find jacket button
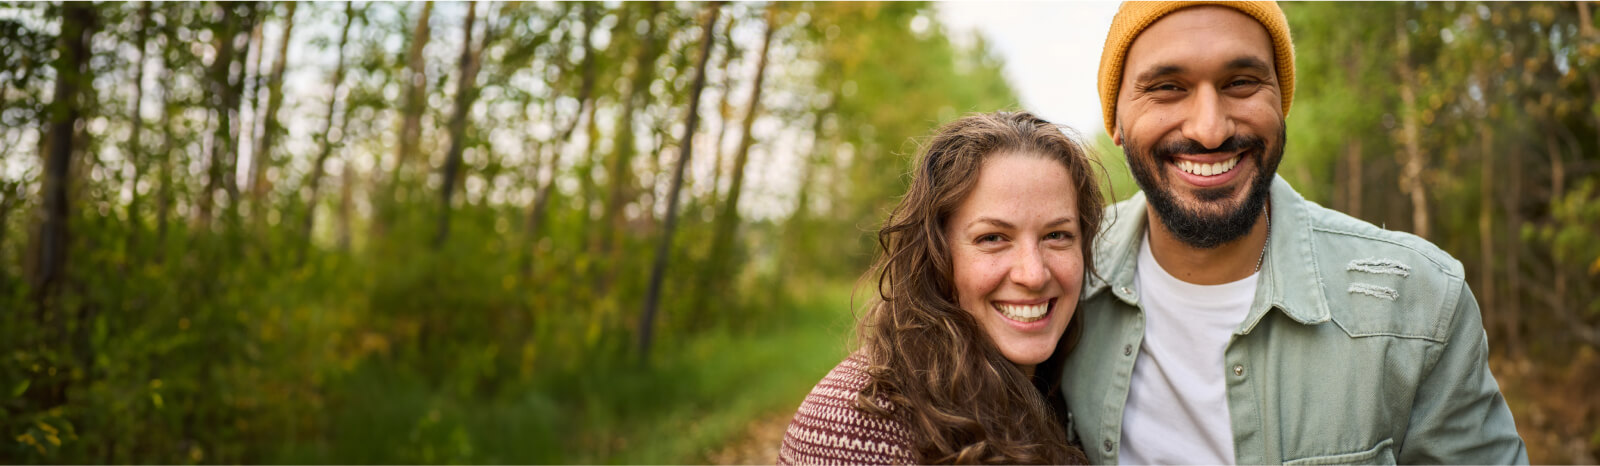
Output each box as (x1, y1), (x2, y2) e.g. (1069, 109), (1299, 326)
(1124, 344), (1133, 356)
(1104, 439), (1113, 452)
(1233, 364), (1245, 376)
(1120, 286), (1131, 295)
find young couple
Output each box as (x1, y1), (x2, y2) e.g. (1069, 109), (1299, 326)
(778, 2), (1528, 464)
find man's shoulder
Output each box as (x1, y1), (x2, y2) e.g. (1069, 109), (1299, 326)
(1296, 199), (1471, 342)
(1301, 200), (1463, 276)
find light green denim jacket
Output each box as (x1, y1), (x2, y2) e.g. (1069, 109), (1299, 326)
(1062, 177), (1527, 464)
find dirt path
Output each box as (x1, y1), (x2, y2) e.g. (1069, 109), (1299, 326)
(705, 411), (794, 464)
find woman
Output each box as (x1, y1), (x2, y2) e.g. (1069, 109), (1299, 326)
(778, 111), (1103, 464)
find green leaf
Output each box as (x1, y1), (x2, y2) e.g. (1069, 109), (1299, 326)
(11, 379), (29, 398)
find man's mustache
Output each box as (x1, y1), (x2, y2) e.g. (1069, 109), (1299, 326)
(1152, 135), (1266, 159)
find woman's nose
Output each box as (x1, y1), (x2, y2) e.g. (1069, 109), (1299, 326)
(1009, 243), (1051, 290)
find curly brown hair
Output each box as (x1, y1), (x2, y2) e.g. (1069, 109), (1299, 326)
(855, 111), (1103, 464)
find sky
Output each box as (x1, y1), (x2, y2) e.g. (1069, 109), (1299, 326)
(937, 1), (1122, 138)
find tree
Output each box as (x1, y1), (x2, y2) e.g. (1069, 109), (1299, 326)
(596, 2), (665, 290)
(378, 0), (433, 233)
(695, 4), (777, 319)
(30, 0), (95, 312)
(433, 1), (487, 248)
(249, 1), (297, 210)
(524, 3), (599, 260)
(300, 1), (356, 260)
(638, 1), (721, 359)
(124, 1), (154, 252)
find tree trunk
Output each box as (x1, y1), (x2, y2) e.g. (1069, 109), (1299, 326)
(1394, 15), (1428, 239)
(126, 1), (154, 253)
(596, 2), (664, 290)
(241, 10), (264, 205)
(299, 1), (356, 261)
(27, 0), (94, 409)
(433, 1), (485, 248)
(708, 12), (740, 211)
(638, 1), (722, 360)
(197, 4), (239, 227)
(1502, 143), (1524, 355)
(156, 4), (178, 249)
(31, 0), (94, 297)
(779, 106), (832, 280)
(377, 0), (433, 234)
(694, 5), (777, 321)
(197, 3), (258, 228)
(524, 4), (599, 254)
(337, 157), (354, 251)
(250, 1), (297, 210)
(1476, 112), (1497, 342)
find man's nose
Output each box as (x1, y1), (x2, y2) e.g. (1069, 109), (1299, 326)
(1181, 85), (1235, 150)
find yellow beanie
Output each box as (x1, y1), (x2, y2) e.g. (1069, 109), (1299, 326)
(1097, 1), (1295, 136)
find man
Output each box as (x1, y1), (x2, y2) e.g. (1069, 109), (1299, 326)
(1061, 2), (1527, 464)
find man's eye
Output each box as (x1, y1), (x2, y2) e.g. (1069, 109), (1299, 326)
(1151, 83), (1182, 92)
(1228, 78), (1259, 88)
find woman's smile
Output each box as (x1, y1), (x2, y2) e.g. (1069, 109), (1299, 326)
(993, 298), (1055, 325)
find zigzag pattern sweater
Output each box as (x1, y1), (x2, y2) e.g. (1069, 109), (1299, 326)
(777, 353), (916, 465)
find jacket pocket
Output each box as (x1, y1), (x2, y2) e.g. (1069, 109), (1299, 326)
(1284, 438), (1396, 465)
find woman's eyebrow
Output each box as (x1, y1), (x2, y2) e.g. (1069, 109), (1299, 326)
(969, 217), (1016, 230)
(1045, 217), (1076, 228)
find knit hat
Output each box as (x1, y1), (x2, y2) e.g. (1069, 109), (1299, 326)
(1097, 1), (1295, 136)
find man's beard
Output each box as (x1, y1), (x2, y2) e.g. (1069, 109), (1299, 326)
(1123, 124), (1285, 249)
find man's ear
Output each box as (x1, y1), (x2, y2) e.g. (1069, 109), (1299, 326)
(1112, 124), (1124, 146)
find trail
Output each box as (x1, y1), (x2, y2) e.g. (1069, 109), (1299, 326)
(705, 410), (795, 464)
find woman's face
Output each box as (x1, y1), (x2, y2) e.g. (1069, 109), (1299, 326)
(946, 152), (1083, 373)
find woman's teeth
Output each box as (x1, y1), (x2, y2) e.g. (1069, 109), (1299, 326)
(1177, 156), (1239, 176)
(997, 302), (1049, 323)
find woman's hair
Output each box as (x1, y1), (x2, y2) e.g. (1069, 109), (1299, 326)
(856, 111), (1103, 464)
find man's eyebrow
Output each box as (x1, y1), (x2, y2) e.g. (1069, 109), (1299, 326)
(1132, 64), (1184, 84)
(1226, 56), (1273, 75)
(1131, 56), (1273, 84)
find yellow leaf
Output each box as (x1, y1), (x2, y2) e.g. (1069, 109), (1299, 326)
(151, 393), (164, 409)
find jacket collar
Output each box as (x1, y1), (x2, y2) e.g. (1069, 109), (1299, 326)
(1084, 176), (1332, 332)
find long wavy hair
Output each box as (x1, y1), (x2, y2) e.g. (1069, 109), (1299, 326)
(855, 111), (1103, 464)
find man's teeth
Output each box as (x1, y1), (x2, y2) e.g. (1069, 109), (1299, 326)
(997, 302), (1049, 322)
(1177, 156), (1239, 176)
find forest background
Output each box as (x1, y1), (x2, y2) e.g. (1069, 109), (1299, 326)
(1, 1), (1597, 463)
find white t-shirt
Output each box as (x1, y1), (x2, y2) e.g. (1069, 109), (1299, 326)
(1118, 233), (1257, 465)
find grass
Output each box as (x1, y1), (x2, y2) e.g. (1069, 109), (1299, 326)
(269, 281), (860, 464)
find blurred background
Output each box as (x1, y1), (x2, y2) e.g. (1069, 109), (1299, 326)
(0, 1), (1595, 463)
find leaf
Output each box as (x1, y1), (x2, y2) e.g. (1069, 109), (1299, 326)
(11, 379), (28, 398)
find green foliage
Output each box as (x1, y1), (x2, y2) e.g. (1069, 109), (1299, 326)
(0, 1), (1013, 463)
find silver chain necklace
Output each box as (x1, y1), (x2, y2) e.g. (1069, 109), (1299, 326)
(1254, 203), (1271, 273)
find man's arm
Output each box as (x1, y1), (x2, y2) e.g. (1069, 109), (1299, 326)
(1399, 284), (1528, 464)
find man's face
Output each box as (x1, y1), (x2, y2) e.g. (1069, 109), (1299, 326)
(1114, 6), (1285, 249)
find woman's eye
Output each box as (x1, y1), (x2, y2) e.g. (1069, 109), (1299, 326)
(977, 234), (1004, 243)
(1045, 231), (1073, 241)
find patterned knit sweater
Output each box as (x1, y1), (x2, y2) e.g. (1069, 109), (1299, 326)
(778, 353), (917, 465)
